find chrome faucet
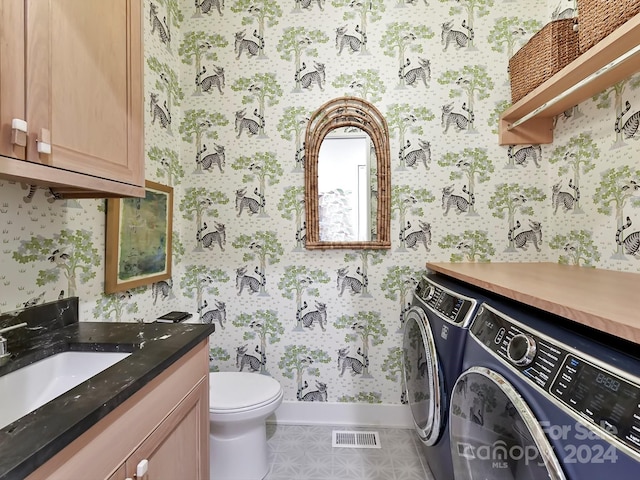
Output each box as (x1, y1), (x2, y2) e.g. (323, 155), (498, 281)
(0, 322), (28, 359)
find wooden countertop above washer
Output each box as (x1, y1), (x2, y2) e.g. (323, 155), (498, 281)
(426, 262), (640, 345)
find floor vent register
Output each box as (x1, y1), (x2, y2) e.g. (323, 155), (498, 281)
(332, 430), (381, 449)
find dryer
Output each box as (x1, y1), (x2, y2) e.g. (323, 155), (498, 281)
(450, 301), (640, 480)
(402, 273), (490, 480)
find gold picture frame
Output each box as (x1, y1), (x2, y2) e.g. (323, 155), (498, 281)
(105, 180), (173, 294)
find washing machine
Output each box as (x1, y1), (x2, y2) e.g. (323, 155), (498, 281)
(450, 301), (640, 480)
(402, 273), (491, 480)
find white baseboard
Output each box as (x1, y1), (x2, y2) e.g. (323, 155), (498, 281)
(268, 401), (414, 429)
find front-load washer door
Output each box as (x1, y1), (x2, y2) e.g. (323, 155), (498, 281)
(402, 307), (444, 446)
(450, 367), (566, 480)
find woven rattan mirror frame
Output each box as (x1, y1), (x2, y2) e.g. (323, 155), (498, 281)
(304, 97), (391, 250)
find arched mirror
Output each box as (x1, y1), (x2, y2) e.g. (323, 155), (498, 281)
(305, 97), (391, 250)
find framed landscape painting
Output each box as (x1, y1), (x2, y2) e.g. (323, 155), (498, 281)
(105, 180), (172, 294)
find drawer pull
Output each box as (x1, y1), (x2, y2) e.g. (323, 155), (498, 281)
(37, 128), (51, 155)
(135, 458), (149, 478)
(11, 118), (27, 147)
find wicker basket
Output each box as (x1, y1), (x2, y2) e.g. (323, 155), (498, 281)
(509, 19), (579, 104)
(577, 0), (640, 53)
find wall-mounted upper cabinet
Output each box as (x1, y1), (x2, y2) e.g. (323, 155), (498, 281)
(0, 0), (144, 198)
(499, 15), (640, 146)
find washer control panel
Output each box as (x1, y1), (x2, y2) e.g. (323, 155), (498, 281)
(470, 304), (640, 457)
(470, 305), (564, 391)
(414, 277), (476, 326)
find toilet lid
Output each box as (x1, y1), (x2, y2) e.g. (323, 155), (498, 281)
(209, 372), (282, 411)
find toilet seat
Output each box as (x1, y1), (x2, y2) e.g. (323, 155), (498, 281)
(209, 372), (282, 413)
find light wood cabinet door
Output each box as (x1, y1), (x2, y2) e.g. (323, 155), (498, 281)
(24, 0), (144, 191)
(24, 341), (210, 480)
(0, 2), (26, 160)
(125, 378), (210, 480)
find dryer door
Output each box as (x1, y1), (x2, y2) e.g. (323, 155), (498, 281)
(402, 307), (444, 446)
(450, 367), (566, 480)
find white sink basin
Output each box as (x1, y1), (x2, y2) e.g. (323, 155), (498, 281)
(0, 351), (130, 430)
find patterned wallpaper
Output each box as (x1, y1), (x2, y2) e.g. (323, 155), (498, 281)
(1, 0), (639, 405)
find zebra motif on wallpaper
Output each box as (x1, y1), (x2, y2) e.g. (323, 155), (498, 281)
(336, 267), (367, 296)
(441, 20), (473, 51)
(615, 101), (640, 139)
(236, 345), (266, 372)
(234, 30), (264, 59)
(236, 266), (265, 295)
(235, 187), (265, 216)
(552, 2), (575, 19)
(509, 220), (543, 252)
(552, 180), (579, 214)
(399, 221), (432, 251)
(197, 144), (226, 173)
(196, 0), (224, 16)
(442, 103), (473, 133)
(399, 301), (412, 328)
(398, 58), (431, 87)
(295, 143), (306, 169)
(196, 66), (225, 95)
(442, 185), (475, 215)
(152, 279), (172, 304)
(616, 217), (640, 257)
(47, 249), (70, 268)
(21, 185), (59, 204)
(197, 222), (226, 250)
(22, 184), (38, 203)
(22, 292), (45, 308)
(150, 3), (171, 46)
(295, 62), (326, 90)
(118, 291), (133, 303)
(200, 300), (226, 329)
(399, 139), (431, 169)
(337, 347), (368, 376)
(296, 0), (324, 10)
(335, 25), (366, 54)
(297, 381), (328, 401)
(297, 301), (328, 331)
(150, 93), (171, 129)
(235, 109), (264, 137)
(508, 145), (542, 168)
(296, 221), (307, 246)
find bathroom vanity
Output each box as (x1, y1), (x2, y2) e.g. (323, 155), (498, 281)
(0, 299), (215, 480)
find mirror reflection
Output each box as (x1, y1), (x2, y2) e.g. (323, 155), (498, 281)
(318, 128), (373, 242)
(304, 96), (391, 250)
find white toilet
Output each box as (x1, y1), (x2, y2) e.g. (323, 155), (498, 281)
(209, 372), (283, 480)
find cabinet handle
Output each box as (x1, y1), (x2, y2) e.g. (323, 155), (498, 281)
(37, 128), (52, 155)
(134, 459), (149, 478)
(11, 119), (27, 147)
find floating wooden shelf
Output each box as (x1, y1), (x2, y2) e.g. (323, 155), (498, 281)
(499, 14), (640, 145)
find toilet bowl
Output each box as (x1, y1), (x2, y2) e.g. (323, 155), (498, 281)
(209, 372), (283, 480)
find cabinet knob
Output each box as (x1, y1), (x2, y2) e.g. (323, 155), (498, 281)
(11, 119), (27, 147)
(37, 128), (51, 155)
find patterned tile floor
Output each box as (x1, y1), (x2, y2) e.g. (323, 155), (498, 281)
(264, 424), (435, 480)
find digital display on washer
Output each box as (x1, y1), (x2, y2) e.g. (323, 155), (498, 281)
(550, 355), (640, 454)
(419, 280), (473, 324)
(434, 292), (472, 324)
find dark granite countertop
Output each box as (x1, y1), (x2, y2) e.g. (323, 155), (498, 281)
(0, 298), (214, 480)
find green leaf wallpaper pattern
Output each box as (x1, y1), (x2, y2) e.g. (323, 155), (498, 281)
(1, 0), (640, 405)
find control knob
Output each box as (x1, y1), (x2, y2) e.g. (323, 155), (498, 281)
(423, 285), (436, 301)
(507, 334), (537, 366)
